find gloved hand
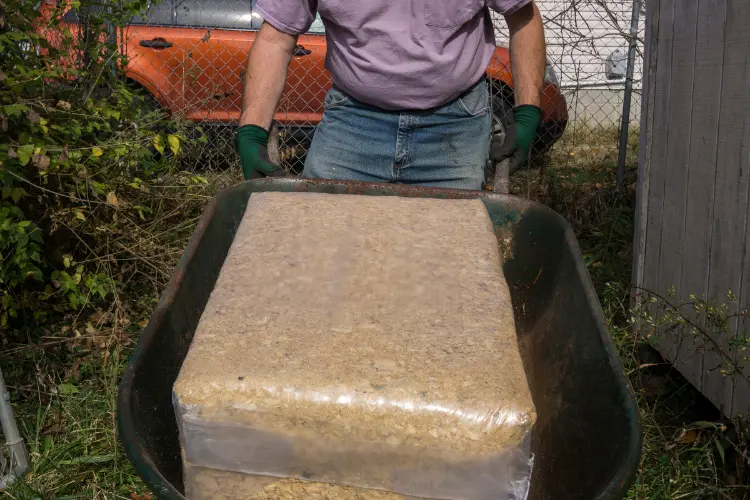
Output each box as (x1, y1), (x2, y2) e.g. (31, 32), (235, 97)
(235, 124), (285, 180)
(489, 105), (543, 174)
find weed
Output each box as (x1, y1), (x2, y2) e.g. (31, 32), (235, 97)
(1, 319), (151, 499)
(511, 124), (749, 499)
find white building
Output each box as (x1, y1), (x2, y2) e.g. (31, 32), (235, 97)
(494, 0), (645, 124)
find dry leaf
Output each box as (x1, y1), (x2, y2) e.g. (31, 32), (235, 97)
(71, 359), (81, 381)
(41, 412), (65, 435)
(7, 147), (17, 159)
(56, 100), (72, 111)
(0, 115), (7, 132)
(33, 154), (50, 170)
(27, 110), (41, 124)
(89, 310), (109, 324)
(106, 191), (120, 208)
(41, 421), (64, 435)
(58, 145), (69, 162)
(130, 493), (153, 500)
(0, 71), (5, 81)
(677, 429), (698, 444)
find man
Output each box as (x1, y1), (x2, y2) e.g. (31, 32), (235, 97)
(236, 0), (545, 190)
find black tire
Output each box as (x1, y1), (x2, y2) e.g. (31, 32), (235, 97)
(491, 93), (515, 140)
(485, 94), (514, 186)
(491, 92), (550, 168)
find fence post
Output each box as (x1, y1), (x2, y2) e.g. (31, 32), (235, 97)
(617, 0), (642, 189)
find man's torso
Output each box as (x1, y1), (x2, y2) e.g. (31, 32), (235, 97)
(256, 0), (528, 110)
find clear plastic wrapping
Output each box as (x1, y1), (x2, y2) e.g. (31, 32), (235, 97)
(174, 192), (535, 499)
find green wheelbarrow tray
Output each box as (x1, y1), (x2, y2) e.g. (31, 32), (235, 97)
(117, 178), (641, 499)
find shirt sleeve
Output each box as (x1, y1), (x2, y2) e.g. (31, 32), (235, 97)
(487, 0), (532, 15)
(255, 0), (318, 35)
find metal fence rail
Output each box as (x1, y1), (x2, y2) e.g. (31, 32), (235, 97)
(66, 0), (644, 178)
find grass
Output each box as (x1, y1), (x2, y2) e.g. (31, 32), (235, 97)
(2, 123), (747, 498)
(514, 123), (749, 499)
(1, 311), (152, 499)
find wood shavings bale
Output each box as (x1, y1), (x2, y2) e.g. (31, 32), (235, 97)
(184, 462), (420, 500)
(174, 192), (535, 500)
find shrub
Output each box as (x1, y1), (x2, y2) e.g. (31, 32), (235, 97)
(0, 0), (210, 328)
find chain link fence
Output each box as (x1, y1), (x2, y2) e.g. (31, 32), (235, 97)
(62, 0), (644, 179)
(493, 0), (645, 176)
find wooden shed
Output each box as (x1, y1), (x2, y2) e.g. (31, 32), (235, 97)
(633, 0), (750, 416)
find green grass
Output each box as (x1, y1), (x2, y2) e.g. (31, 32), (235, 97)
(2, 123), (746, 498)
(514, 124), (749, 499)
(2, 313), (152, 499)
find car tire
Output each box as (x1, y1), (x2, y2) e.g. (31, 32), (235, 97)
(491, 93), (551, 169)
(491, 93), (515, 141)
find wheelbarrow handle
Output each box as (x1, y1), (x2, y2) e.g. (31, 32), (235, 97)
(492, 158), (511, 194)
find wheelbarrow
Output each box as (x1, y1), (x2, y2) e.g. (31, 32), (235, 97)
(117, 178), (642, 499)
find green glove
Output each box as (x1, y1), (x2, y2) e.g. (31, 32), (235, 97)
(235, 125), (285, 180)
(489, 105), (542, 173)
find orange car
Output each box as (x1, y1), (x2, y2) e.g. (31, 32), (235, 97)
(52, 0), (567, 150)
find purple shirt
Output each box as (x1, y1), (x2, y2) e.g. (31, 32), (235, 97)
(255, 0), (530, 110)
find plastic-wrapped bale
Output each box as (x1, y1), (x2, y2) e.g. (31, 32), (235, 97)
(174, 192), (535, 500)
(184, 463), (417, 499)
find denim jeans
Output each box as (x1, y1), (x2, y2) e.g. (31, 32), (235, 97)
(303, 79), (491, 190)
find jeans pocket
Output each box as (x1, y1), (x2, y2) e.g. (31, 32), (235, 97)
(456, 81), (489, 117)
(424, 0), (485, 28)
(324, 87), (352, 110)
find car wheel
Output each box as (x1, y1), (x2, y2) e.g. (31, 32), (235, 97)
(491, 93), (551, 168)
(491, 94), (515, 141)
(485, 94), (514, 188)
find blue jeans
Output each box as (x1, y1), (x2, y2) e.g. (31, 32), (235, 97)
(303, 79), (491, 190)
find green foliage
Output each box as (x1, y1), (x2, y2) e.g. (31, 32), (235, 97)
(513, 143), (750, 497)
(631, 288), (750, 381)
(0, 0), (200, 329)
(2, 326), (150, 497)
(0, 203), (44, 325)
